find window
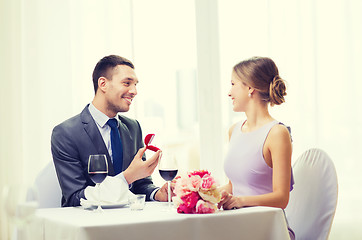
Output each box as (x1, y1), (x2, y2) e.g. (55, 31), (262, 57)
(131, 0), (199, 185)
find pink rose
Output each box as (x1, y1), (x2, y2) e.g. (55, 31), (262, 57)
(198, 188), (221, 204)
(174, 176), (192, 197)
(177, 191), (200, 214)
(188, 170), (211, 178)
(200, 175), (216, 190)
(196, 199), (217, 214)
(189, 175), (201, 191)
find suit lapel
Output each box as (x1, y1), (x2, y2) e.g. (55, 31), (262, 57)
(80, 106), (115, 175)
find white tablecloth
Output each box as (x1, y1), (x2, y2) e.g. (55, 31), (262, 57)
(29, 202), (290, 240)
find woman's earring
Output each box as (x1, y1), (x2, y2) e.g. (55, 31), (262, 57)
(248, 93), (251, 98)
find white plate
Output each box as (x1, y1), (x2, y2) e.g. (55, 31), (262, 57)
(83, 201), (129, 210)
(100, 202), (129, 209)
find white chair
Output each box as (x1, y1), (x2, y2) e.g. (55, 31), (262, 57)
(31, 161), (62, 208)
(285, 148), (338, 240)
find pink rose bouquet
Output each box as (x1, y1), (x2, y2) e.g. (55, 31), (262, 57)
(172, 170), (221, 214)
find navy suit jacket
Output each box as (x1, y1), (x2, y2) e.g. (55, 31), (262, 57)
(51, 105), (158, 207)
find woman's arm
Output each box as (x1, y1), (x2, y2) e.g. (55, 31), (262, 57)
(219, 180), (233, 194)
(217, 123), (238, 207)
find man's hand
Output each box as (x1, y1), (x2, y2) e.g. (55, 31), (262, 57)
(154, 183), (168, 202)
(123, 147), (161, 184)
(154, 180), (176, 202)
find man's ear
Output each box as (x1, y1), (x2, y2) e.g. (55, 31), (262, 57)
(98, 77), (107, 92)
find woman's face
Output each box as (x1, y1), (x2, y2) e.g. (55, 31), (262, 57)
(228, 71), (250, 112)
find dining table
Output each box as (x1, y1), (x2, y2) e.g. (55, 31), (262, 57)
(26, 202), (290, 240)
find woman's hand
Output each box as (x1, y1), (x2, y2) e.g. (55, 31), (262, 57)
(218, 190), (244, 210)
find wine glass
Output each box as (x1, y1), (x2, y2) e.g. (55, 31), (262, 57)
(88, 154), (108, 212)
(158, 152), (178, 210)
(3, 185), (38, 240)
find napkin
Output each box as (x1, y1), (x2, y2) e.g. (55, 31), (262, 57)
(81, 176), (135, 208)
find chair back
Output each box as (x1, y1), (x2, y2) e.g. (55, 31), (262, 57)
(32, 161), (62, 208)
(285, 148), (338, 240)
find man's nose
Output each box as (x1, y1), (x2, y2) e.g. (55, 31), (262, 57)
(129, 85), (137, 95)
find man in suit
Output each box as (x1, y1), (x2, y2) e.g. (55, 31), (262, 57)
(51, 55), (168, 207)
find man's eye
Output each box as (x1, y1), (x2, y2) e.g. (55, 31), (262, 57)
(123, 82), (130, 86)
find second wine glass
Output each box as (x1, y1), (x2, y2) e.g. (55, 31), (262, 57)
(158, 152), (178, 210)
(88, 154), (108, 212)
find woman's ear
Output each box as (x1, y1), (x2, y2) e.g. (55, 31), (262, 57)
(248, 87), (255, 96)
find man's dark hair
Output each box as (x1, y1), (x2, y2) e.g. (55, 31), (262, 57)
(92, 55), (134, 93)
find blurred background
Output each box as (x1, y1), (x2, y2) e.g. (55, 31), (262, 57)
(1, 0), (361, 239)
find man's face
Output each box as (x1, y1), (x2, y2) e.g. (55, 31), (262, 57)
(104, 65), (138, 116)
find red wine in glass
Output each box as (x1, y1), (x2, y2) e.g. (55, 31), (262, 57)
(89, 172), (108, 184)
(158, 153), (178, 210)
(88, 154), (108, 212)
(159, 169), (178, 181)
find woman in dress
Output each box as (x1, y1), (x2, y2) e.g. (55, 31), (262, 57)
(219, 56), (295, 239)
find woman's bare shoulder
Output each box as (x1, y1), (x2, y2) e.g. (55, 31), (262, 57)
(228, 122), (239, 140)
(268, 123), (292, 144)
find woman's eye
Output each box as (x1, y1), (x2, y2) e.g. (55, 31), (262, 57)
(123, 82), (130, 86)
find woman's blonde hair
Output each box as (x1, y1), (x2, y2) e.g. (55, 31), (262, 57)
(233, 56), (286, 106)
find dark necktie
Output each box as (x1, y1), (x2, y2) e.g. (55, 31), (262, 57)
(107, 118), (123, 175)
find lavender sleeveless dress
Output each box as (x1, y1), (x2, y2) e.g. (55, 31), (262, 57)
(224, 120), (295, 240)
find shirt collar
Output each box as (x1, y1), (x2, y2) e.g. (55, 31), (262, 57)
(88, 103), (118, 128)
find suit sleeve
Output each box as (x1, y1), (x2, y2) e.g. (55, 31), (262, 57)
(51, 125), (88, 207)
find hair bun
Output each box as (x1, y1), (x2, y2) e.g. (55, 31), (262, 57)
(269, 75), (286, 106)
